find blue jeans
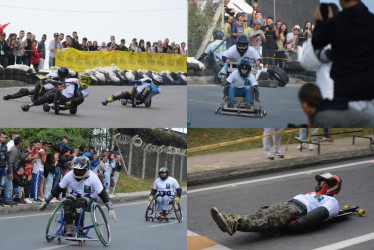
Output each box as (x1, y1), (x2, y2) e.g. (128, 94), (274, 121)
(3, 174), (13, 202)
(44, 173), (54, 198)
(0, 168), (7, 190)
(156, 196), (173, 213)
(31, 171), (43, 199)
(13, 186), (22, 198)
(52, 167), (61, 189)
(104, 169), (112, 193)
(228, 85), (252, 104)
(299, 128), (317, 142)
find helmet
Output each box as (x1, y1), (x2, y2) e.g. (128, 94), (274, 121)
(236, 35), (249, 56)
(158, 167), (169, 180)
(315, 172), (342, 196)
(213, 29), (224, 40)
(238, 58), (252, 78)
(79, 72), (91, 88)
(152, 75), (162, 86)
(58, 66), (69, 79)
(72, 156), (90, 181)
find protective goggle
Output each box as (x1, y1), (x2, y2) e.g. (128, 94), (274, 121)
(316, 172), (336, 186)
(237, 43), (248, 50)
(80, 76), (91, 84)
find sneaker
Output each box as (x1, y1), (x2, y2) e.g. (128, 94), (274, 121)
(264, 152), (274, 160)
(3, 201), (14, 206)
(109, 194), (114, 198)
(24, 198), (33, 204)
(227, 103), (234, 108)
(21, 104), (30, 111)
(64, 224), (76, 236)
(3, 95), (12, 100)
(159, 213), (166, 218)
(34, 198), (44, 203)
(297, 143), (307, 150)
(101, 100), (108, 106)
(216, 212), (238, 236)
(309, 144), (316, 151)
(113, 194), (118, 197)
(211, 207), (227, 233)
(0, 198), (4, 206)
(274, 151), (284, 158)
(17, 199), (27, 204)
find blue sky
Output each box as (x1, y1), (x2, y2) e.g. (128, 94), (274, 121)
(320, 0), (374, 12)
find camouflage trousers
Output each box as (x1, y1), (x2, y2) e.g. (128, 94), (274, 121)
(237, 202), (304, 232)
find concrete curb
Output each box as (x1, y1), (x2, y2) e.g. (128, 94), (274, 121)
(0, 80), (29, 88)
(188, 148), (374, 186)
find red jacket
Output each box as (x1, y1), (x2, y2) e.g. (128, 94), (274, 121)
(30, 45), (42, 65)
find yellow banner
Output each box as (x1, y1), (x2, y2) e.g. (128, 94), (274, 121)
(55, 48), (187, 73)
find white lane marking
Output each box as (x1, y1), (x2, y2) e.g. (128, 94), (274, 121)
(149, 221), (178, 227)
(36, 245), (68, 250)
(188, 160), (374, 194)
(0, 196), (186, 220)
(312, 232), (374, 250)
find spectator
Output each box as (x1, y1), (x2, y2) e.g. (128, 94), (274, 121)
(0, 131), (9, 206)
(263, 128), (284, 160)
(312, 0), (374, 114)
(139, 39), (146, 52)
(162, 38), (171, 53)
(116, 39), (128, 51)
(37, 141), (50, 202)
(242, 13), (250, 32)
(107, 35), (117, 48)
(275, 20), (282, 30)
(90, 41), (99, 51)
(99, 42), (108, 51)
(44, 150), (58, 199)
(109, 154), (122, 197)
(48, 32), (62, 68)
(246, 19), (266, 56)
(62, 35), (72, 48)
(285, 25), (300, 60)
(72, 36), (82, 50)
(21, 32), (32, 66)
(94, 154), (109, 188)
(72, 31), (77, 40)
(81, 38), (88, 51)
(59, 33), (64, 42)
(296, 21), (313, 61)
(83, 145), (95, 158)
(31, 139), (45, 202)
(86, 41), (92, 51)
(231, 12), (245, 45)
(224, 15), (234, 47)
(180, 42), (187, 56)
(31, 34), (36, 44)
(0, 33), (10, 68)
(6, 132), (18, 151)
(261, 17), (279, 68)
(7, 39), (17, 65)
(298, 83), (374, 127)
(6, 137), (31, 205)
(297, 128), (317, 150)
(17, 30), (26, 64)
(275, 23), (288, 69)
(30, 40), (42, 73)
(12, 166), (31, 204)
(253, 8), (264, 26)
(168, 41), (176, 54)
(145, 41), (152, 53)
(37, 34), (47, 70)
(104, 153), (116, 193)
(224, 0), (235, 16)
(111, 145), (120, 158)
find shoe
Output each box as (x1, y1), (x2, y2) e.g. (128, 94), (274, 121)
(109, 194), (114, 198)
(64, 224), (76, 236)
(159, 213), (166, 218)
(16, 199), (27, 204)
(34, 198), (44, 203)
(297, 143), (307, 150)
(24, 198), (33, 204)
(216, 211), (238, 236)
(264, 152), (274, 160)
(101, 100), (108, 106)
(113, 194), (118, 197)
(309, 144), (316, 151)
(227, 102), (234, 108)
(3, 201), (14, 206)
(3, 95), (12, 100)
(274, 151), (284, 158)
(211, 207), (227, 233)
(21, 104), (30, 111)
(0, 198), (4, 206)
(245, 103), (251, 110)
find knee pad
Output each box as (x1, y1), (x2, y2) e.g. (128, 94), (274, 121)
(253, 86), (260, 101)
(142, 86), (151, 98)
(64, 197), (74, 210)
(70, 96), (84, 106)
(113, 92), (125, 100)
(75, 198), (88, 214)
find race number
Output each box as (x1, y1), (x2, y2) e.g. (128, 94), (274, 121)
(159, 190), (172, 196)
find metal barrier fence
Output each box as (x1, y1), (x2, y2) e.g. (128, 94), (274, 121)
(114, 134), (187, 182)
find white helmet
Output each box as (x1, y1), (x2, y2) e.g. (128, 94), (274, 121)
(72, 156), (90, 181)
(152, 75), (162, 86)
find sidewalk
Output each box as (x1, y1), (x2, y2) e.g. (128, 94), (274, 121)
(188, 136), (374, 185)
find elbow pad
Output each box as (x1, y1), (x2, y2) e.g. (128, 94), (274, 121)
(176, 188), (182, 198)
(50, 184), (64, 199)
(198, 53), (207, 61)
(296, 206), (329, 229)
(98, 188), (110, 204)
(150, 189), (157, 196)
(222, 56), (228, 62)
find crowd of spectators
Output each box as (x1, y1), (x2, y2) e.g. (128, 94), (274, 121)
(0, 30), (187, 70)
(0, 132), (123, 206)
(223, 0), (312, 68)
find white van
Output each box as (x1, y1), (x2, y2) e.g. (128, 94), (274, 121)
(227, 0), (253, 14)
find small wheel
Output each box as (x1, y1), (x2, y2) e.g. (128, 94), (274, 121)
(145, 99), (151, 107)
(151, 218), (154, 222)
(358, 209), (366, 217)
(173, 200), (183, 223)
(78, 241), (82, 247)
(43, 103), (50, 112)
(343, 205), (351, 210)
(131, 87), (137, 107)
(57, 238), (61, 245)
(121, 99), (127, 106)
(165, 218), (169, 223)
(69, 106), (77, 114)
(53, 91), (61, 115)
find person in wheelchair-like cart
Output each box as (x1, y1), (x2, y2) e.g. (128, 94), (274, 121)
(39, 156), (117, 246)
(147, 167), (182, 222)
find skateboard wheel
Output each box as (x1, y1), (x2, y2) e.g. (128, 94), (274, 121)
(57, 238), (61, 245)
(343, 205), (351, 210)
(358, 209), (366, 217)
(151, 218), (154, 222)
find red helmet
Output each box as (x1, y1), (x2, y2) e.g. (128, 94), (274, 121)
(315, 172), (342, 196)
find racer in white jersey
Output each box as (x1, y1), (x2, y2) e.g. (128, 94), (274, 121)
(148, 167), (182, 218)
(21, 72), (91, 112)
(211, 172), (342, 236)
(101, 76), (162, 106)
(39, 156), (117, 236)
(199, 30), (227, 63)
(224, 58), (260, 109)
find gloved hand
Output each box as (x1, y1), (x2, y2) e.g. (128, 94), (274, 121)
(39, 200), (49, 211)
(109, 210), (117, 223)
(148, 196), (153, 201)
(174, 197), (180, 204)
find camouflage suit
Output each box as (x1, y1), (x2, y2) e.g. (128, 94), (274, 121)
(236, 202), (304, 232)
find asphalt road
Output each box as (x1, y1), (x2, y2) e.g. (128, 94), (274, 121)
(187, 157), (374, 250)
(0, 197), (187, 250)
(0, 86), (187, 128)
(187, 84), (305, 128)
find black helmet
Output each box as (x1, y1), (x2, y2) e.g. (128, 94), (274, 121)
(159, 167), (169, 180)
(238, 58), (252, 78)
(58, 66), (69, 79)
(236, 35), (249, 56)
(72, 156), (90, 181)
(213, 29), (224, 40)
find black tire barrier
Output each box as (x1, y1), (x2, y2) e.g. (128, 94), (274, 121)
(188, 62), (200, 71)
(146, 70), (153, 78)
(285, 61), (305, 71)
(258, 71), (270, 80)
(268, 65), (289, 87)
(194, 70), (204, 77)
(258, 80), (279, 88)
(161, 75), (174, 85)
(0, 74), (5, 80)
(187, 69), (195, 76)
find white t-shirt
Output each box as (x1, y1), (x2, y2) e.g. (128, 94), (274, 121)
(153, 176), (180, 196)
(293, 192), (339, 219)
(32, 148), (44, 173)
(59, 170), (103, 199)
(61, 78), (90, 99)
(6, 140), (14, 152)
(286, 32), (297, 51)
(204, 40), (227, 62)
(223, 44), (261, 63)
(227, 69), (258, 88)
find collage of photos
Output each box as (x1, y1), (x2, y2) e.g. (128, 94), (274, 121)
(0, 0), (374, 250)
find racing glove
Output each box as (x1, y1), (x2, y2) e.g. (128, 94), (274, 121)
(174, 197), (180, 204)
(148, 196), (153, 201)
(39, 194), (54, 211)
(105, 201), (117, 223)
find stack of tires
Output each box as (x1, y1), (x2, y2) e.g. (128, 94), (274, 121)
(284, 62), (316, 82)
(187, 57), (206, 77)
(257, 65), (289, 88)
(1, 65), (38, 84)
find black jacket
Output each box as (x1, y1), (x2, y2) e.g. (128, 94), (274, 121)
(0, 142), (8, 168)
(0, 41), (10, 58)
(312, 2), (374, 101)
(12, 173), (30, 188)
